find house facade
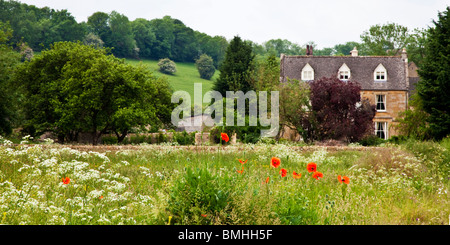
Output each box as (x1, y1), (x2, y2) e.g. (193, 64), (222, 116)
(279, 47), (417, 140)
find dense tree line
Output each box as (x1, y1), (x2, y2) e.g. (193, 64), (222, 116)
(251, 24), (427, 66)
(0, 21), (21, 135)
(0, 0), (85, 51)
(0, 0), (229, 66)
(0, 0), (429, 67)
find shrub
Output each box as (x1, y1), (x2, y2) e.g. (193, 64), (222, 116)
(157, 58), (177, 75)
(195, 54), (215, 80)
(101, 135), (118, 145)
(157, 132), (169, 144)
(129, 134), (147, 144)
(241, 132), (261, 144)
(358, 135), (385, 146)
(387, 135), (408, 144)
(173, 131), (195, 145)
(167, 167), (232, 224)
(394, 93), (432, 140)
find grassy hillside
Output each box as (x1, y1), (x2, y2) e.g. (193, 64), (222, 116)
(126, 59), (218, 105)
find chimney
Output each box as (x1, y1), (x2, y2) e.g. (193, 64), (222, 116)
(401, 48), (408, 62)
(402, 48), (409, 91)
(350, 47), (358, 57)
(306, 45), (313, 55)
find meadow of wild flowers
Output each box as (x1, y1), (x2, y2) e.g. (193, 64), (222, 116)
(0, 135), (449, 225)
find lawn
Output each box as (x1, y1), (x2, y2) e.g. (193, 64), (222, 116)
(126, 59), (218, 105)
(1, 136), (449, 225)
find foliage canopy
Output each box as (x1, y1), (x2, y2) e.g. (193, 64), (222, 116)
(195, 54), (216, 80)
(416, 7), (450, 140)
(15, 41), (174, 144)
(309, 77), (376, 142)
(214, 36), (255, 94)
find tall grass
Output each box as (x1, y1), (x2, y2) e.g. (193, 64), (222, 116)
(0, 138), (448, 225)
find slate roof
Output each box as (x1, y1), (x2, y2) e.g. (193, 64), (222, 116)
(408, 76), (420, 95)
(280, 55), (409, 91)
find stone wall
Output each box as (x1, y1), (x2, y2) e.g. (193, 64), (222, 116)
(361, 90), (408, 137)
(195, 133), (211, 145)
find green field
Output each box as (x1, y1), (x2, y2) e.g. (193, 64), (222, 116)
(126, 59), (218, 105)
(0, 138), (449, 225)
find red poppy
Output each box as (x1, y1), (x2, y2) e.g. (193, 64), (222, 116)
(312, 171), (323, 180)
(338, 175), (350, 184)
(307, 162), (317, 173)
(237, 167), (244, 174)
(62, 177), (70, 185)
(99, 195), (104, 199)
(293, 171), (302, 179)
(271, 157), (281, 168)
(239, 159), (248, 164)
(201, 214), (207, 218)
(221, 133), (229, 143)
(265, 177), (270, 184)
(280, 168), (287, 177)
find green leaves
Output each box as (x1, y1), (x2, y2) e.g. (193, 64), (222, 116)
(195, 54), (216, 80)
(416, 7), (450, 140)
(214, 36), (255, 94)
(157, 58), (177, 75)
(168, 166), (232, 224)
(16, 41), (173, 144)
(0, 21), (21, 135)
(360, 22), (412, 56)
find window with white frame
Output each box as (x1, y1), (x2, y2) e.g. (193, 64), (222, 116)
(374, 64), (387, 81)
(375, 122), (388, 139)
(301, 63), (314, 81)
(338, 63), (351, 81)
(376, 94), (386, 111)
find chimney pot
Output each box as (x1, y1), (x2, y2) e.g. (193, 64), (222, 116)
(350, 47), (358, 57)
(306, 45), (314, 55)
(401, 48), (408, 62)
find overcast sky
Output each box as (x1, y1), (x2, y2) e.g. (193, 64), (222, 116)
(18, 0), (449, 49)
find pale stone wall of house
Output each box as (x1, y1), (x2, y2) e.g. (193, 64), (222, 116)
(279, 126), (301, 141)
(361, 90), (408, 138)
(278, 90), (408, 141)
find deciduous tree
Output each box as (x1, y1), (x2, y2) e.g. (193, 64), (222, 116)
(309, 77), (376, 142)
(278, 79), (314, 142)
(131, 18), (156, 59)
(360, 23), (412, 56)
(195, 54), (215, 80)
(15, 41), (174, 144)
(0, 21), (21, 135)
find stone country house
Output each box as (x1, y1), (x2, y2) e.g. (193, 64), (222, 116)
(279, 46), (419, 140)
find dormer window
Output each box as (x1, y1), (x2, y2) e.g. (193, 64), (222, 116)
(374, 64), (387, 82)
(338, 63), (351, 81)
(301, 63), (314, 81)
